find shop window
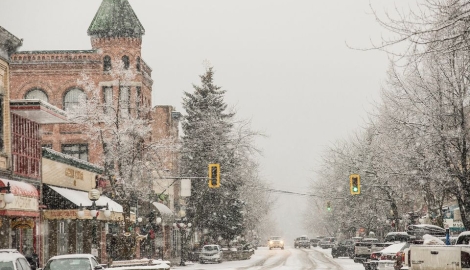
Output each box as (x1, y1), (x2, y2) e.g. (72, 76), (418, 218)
(57, 221), (68, 255)
(63, 88), (85, 111)
(103, 55), (112, 71)
(25, 88), (49, 102)
(62, 144), (88, 161)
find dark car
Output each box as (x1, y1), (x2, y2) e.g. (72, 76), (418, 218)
(310, 238), (321, 247)
(331, 239), (355, 258)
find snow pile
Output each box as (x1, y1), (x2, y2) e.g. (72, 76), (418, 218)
(422, 234), (445, 245)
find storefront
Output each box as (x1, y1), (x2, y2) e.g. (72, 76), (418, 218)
(42, 185), (124, 263)
(0, 179), (39, 256)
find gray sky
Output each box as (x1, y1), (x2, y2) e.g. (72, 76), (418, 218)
(0, 0), (411, 242)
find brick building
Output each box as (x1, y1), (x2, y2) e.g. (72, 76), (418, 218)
(7, 0), (182, 262)
(0, 26), (68, 262)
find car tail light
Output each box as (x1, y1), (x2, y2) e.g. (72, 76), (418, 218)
(371, 253), (379, 260)
(408, 249), (411, 266)
(396, 251), (405, 262)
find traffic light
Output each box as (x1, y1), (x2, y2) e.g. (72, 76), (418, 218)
(208, 163), (220, 188)
(350, 174), (361, 195)
(327, 201), (331, 211)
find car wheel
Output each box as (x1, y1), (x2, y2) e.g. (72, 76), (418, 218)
(281, 247), (284, 250)
(200, 260), (204, 264)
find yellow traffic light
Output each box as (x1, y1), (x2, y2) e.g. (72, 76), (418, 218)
(208, 163), (220, 188)
(350, 174), (361, 195)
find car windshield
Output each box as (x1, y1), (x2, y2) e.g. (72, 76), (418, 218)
(203, 246), (218, 251)
(0, 261), (14, 269)
(271, 237), (281, 240)
(44, 258), (90, 270)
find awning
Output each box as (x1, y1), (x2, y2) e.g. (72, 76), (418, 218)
(10, 99), (68, 124)
(47, 185), (123, 213)
(0, 179), (38, 198)
(152, 202), (173, 216)
(0, 179), (39, 217)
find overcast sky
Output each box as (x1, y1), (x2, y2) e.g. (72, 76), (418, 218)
(0, 0), (412, 242)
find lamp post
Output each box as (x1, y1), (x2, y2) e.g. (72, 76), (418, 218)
(156, 216), (163, 260)
(0, 182), (15, 208)
(77, 189), (111, 256)
(173, 218), (191, 266)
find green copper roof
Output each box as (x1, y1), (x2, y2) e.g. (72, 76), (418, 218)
(88, 0), (145, 38)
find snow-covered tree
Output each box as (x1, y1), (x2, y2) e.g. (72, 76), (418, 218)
(69, 60), (173, 259)
(181, 65), (245, 244)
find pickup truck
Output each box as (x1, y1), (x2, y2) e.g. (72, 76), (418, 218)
(401, 232), (470, 270)
(353, 238), (380, 263)
(408, 245), (470, 270)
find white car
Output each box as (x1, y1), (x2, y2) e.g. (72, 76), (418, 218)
(40, 254), (102, 270)
(199, 245), (223, 264)
(0, 252), (32, 270)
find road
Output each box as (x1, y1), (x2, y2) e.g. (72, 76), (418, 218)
(172, 246), (365, 270)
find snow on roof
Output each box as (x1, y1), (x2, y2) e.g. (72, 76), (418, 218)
(48, 185), (123, 212)
(0, 252), (27, 261)
(379, 242), (407, 254)
(49, 254), (96, 260)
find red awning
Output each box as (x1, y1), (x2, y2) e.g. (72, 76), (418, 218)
(0, 179), (39, 217)
(0, 179), (39, 198)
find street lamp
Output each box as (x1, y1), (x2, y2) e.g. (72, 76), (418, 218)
(0, 182), (15, 208)
(173, 218), (191, 266)
(77, 189), (111, 256)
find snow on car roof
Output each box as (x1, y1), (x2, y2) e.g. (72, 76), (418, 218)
(0, 253), (27, 261)
(49, 254), (95, 260)
(379, 242), (407, 254)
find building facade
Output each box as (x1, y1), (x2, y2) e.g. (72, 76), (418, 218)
(7, 0), (183, 262)
(0, 26), (68, 264)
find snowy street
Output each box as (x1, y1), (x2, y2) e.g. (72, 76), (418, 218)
(172, 246), (364, 270)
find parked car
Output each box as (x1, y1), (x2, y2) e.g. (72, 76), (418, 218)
(353, 238), (381, 264)
(319, 237), (336, 249)
(371, 242), (407, 270)
(268, 236), (285, 250)
(294, 235), (310, 248)
(199, 245), (223, 264)
(310, 238), (321, 247)
(384, 232), (411, 243)
(331, 239), (355, 258)
(40, 254), (102, 270)
(0, 252), (32, 270)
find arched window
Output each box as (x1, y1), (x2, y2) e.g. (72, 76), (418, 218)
(136, 57), (141, 71)
(122, 55), (130, 70)
(63, 88), (85, 111)
(103, 55), (112, 71)
(25, 88), (48, 102)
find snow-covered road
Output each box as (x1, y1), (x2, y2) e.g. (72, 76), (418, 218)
(171, 246), (366, 270)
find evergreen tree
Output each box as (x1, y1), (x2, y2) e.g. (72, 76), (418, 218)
(181, 65), (245, 244)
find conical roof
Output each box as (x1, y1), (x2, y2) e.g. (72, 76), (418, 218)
(88, 0), (145, 38)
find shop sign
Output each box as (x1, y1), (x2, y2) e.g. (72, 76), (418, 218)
(65, 168), (83, 180)
(2, 195), (38, 212)
(44, 209), (124, 221)
(11, 217), (34, 229)
(43, 210), (79, 220)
